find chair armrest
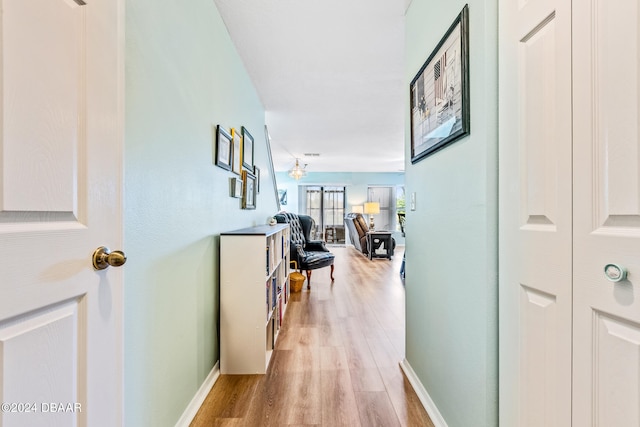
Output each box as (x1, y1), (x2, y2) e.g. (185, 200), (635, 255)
(290, 243), (306, 263)
(305, 240), (329, 252)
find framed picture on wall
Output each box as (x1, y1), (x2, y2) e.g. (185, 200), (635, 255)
(231, 128), (242, 175)
(253, 166), (260, 193)
(215, 125), (232, 171)
(230, 177), (242, 198)
(242, 127), (254, 170)
(242, 170), (256, 209)
(410, 4), (470, 164)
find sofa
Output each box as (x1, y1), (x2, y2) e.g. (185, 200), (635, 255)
(344, 212), (395, 257)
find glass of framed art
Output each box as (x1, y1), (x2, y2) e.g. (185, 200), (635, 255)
(410, 5), (470, 164)
(215, 125), (232, 171)
(242, 170), (256, 209)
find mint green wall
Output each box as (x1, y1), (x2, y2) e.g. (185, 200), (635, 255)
(276, 171), (405, 243)
(124, 1), (278, 425)
(404, 1), (498, 427)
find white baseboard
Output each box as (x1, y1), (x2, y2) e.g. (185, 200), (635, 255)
(399, 359), (448, 427)
(175, 361), (220, 427)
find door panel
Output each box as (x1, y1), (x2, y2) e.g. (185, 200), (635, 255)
(593, 313), (640, 426)
(573, 0), (640, 424)
(2, 0), (84, 213)
(499, 0), (572, 424)
(0, 0), (123, 425)
(519, 286), (561, 427)
(0, 300), (81, 427)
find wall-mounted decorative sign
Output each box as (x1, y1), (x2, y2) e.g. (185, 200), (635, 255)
(215, 125), (232, 171)
(242, 127), (254, 170)
(231, 128), (242, 175)
(242, 170), (256, 209)
(410, 4), (469, 164)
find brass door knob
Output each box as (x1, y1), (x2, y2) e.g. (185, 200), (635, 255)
(92, 246), (127, 270)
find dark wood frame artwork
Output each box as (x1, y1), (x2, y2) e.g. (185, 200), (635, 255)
(242, 126), (254, 170)
(215, 125), (233, 171)
(242, 170), (257, 209)
(410, 4), (470, 164)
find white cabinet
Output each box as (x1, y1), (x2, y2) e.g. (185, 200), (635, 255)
(220, 224), (290, 374)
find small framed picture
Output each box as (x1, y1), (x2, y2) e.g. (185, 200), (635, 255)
(253, 166), (260, 193)
(242, 170), (256, 209)
(215, 125), (232, 171)
(230, 177), (242, 198)
(242, 126), (254, 170)
(231, 128), (242, 175)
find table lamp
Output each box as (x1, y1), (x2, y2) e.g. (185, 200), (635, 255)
(364, 202), (380, 230)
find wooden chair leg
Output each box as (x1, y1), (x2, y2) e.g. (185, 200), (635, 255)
(306, 270), (312, 289)
(330, 264), (335, 281)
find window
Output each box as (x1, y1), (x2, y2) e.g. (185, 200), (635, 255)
(367, 186), (397, 231)
(299, 186), (346, 242)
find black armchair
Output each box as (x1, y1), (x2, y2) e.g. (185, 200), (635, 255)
(275, 212), (335, 289)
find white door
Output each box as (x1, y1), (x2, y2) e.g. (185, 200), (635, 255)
(499, 0), (573, 424)
(0, 1), (123, 426)
(573, 1), (640, 425)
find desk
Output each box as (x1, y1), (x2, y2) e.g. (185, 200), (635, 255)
(367, 231), (394, 260)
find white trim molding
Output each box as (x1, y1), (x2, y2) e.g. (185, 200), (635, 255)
(175, 362), (220, 427)
(400, 359), (448, 427)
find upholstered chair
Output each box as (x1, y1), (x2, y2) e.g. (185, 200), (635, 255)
(344, 212), (395, 256)
(274, 212), (335, 289)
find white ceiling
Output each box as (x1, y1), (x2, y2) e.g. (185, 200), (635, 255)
(213, 0), (408, 173)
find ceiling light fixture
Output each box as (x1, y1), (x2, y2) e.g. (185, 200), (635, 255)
(288, 159), (307, 180)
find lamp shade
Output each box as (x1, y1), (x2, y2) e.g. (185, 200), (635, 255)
(364, 202), (380, 215)
(352, 205), (364, 214)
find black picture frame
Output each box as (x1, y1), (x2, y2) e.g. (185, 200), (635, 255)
(231, 128), (242, 176)
(410, 4), (470, 164)
(242, 126), (254, 170)
(242, 170), (256, 209)
(253, 165), (260, 193)
(215, 125), (232, 171)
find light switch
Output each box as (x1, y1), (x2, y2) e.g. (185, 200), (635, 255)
(410, 192), (416, 211)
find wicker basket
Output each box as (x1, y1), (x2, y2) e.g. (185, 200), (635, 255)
(289, 261), (305, 293)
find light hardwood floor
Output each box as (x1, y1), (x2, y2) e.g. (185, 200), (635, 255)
(191, 245), (434, 427)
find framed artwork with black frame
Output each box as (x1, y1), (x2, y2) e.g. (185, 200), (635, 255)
(410, 4), (470, 164)
(231, 128), (242, 175)
(215, 125), (232, 171)
(242, 126), (254, 170)
(253, 166), (260, 193)
(242, 170), (256, 209)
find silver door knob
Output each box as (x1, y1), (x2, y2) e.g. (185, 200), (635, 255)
(92, 246), (127, 270)
(604, 263), (627, 282)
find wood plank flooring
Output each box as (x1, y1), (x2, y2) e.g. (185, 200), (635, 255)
(191, 246), (434, 427)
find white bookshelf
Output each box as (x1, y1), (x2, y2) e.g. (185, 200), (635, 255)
(220, 223), (290, 374)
